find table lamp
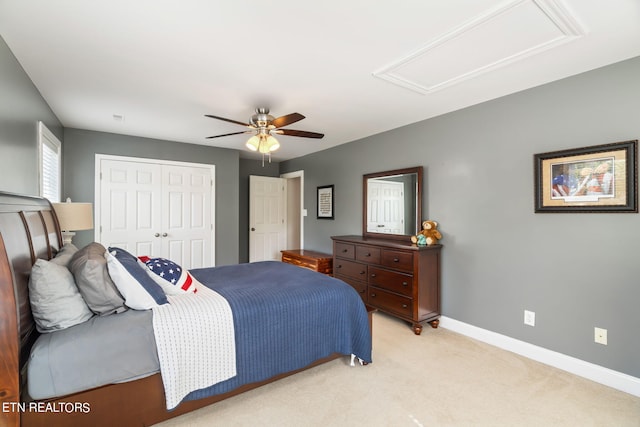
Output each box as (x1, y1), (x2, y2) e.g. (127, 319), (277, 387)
(52, 198), (94, 245)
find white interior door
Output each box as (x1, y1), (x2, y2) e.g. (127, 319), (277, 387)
(97, 155), (215, 269)
(249, 175), (286, 262)
(162, 164), (213, 269)
(99, 158), (163, 256)
(367, 179), (405, 233)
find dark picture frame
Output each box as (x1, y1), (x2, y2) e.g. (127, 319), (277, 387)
(317, 185), (334, 219)
(534, 140), (638, 213)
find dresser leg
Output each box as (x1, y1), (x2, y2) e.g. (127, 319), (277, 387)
(429, 319), (440, 329)
(412, 323), (423, 335)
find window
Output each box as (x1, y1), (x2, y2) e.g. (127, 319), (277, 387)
(38, 121), (62, 202)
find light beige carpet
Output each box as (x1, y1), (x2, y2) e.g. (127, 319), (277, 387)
(154, 312), (640, 426)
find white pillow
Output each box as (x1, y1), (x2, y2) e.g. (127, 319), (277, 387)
(105, 247), (168, 310)
(28, 259), (93, 333)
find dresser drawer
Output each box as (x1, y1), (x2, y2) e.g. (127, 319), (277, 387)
(333, 259), (367, 280)
(335, 242), (355, 259)
(381, 249), (413, 272)
(369, 266), (413, 297)
(368, 287), (413, 318)
(335, 276), (367, 301)
(355, 245), (381, 264)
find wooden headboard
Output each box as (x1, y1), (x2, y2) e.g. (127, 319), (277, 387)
(0, 192), (62, 427)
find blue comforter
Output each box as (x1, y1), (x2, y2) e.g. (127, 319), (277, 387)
(185, 261), (372, 402)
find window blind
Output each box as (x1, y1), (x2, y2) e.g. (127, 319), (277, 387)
(39, 122), (61, 203)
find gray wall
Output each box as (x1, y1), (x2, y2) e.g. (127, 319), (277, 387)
(63, 128), (240, 266)
(238, 158), (280, 263)
(0, 35), (63, 195)
(282, 56), (640, 378)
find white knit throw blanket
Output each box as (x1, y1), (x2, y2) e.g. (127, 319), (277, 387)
(152, 284), (236, 410)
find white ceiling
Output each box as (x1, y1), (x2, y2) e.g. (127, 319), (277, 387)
(1, 0), (639, 161)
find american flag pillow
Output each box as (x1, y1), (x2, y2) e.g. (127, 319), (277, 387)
(138, 256), (198, 294)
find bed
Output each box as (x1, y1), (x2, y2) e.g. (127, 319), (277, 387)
(0, 191), (372, 427)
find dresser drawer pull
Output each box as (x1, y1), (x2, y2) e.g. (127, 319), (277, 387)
(360, 270), (366, 275)
(370, 293), (376, 298)
(393, 258), (399, 262)
(370, 273), (376, 278)
(402, 281), (408, 286)
(402, 304), (408, 309)
(337, 264), (342, 269)
(365, 252), (371, 257)
(342, 249), (348, 253)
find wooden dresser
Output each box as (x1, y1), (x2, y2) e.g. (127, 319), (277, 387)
(331, 235), (441, 335)
(281, 249), (333, 275)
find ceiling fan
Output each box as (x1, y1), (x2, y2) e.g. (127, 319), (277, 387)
(205, 108), (324, 158)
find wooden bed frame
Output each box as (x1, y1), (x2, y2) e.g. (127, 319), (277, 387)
(0, 192), (355, 427)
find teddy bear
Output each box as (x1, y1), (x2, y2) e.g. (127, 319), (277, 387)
(411, 220), (442, 246)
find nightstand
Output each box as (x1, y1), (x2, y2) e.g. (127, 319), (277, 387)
(280, 249), (333, 275)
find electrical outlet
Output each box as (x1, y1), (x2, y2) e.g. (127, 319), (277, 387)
(594, 327), (607, 345)
(524, 310), (535, 327)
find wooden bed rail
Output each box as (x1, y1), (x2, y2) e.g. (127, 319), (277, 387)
(0, 233), (20, 427)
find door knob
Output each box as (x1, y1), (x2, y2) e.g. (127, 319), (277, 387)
(162, 233), (168, 237)
(154, 233), (160, 237)
(251, 227), (256, 231)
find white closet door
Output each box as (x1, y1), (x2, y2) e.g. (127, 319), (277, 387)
(97, 156), (214, 269)
(162, 164), (213, 269)
(99, 159), (163, 256)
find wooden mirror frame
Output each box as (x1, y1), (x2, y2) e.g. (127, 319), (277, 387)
(362, 166), (423, 241)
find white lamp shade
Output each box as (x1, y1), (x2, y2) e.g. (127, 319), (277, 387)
(266, 135), (280, 152)
(52, 201), (93, 232)
(246, 135), (260, 151)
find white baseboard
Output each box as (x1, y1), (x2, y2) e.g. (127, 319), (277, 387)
(439, 316), (640, 397)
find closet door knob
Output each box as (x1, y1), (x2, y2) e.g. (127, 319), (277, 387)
(154, 233), (160, 237)
(162, 233), (168, 237)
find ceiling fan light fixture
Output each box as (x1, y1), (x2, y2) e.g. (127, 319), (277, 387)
(206, 107), (322, 164)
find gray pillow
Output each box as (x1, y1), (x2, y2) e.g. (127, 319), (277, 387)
(50, 243), (78, 267)
(29, 259), (94, 333)
(69, 242), (127, 316)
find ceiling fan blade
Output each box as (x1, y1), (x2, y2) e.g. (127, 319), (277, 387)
(275, 129), (324, 139)
(206, 131), (253, 139)
(204, 114), (251, 127)
(272, 113), (305, 128)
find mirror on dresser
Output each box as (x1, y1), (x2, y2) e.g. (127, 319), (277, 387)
(363, 166), (423, 241)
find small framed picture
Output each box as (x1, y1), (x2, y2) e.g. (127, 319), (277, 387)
(534, 140), (637, 213)
(317, 185), (334, 219)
